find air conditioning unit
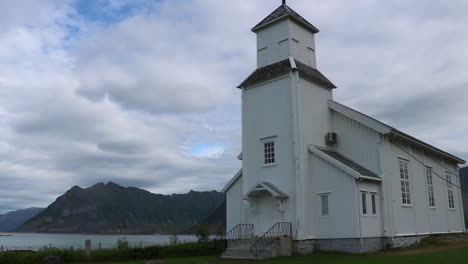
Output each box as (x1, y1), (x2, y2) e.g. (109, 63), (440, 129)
(326, 132), (338, 145)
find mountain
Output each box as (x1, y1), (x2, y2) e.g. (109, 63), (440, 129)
(0, 208), (44, 232)
(461, 166), (468, 228)
(16, 182), (225, 234)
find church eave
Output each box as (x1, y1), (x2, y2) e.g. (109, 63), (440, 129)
(251, 15), (319, 34)
(237, 58), (336, 89)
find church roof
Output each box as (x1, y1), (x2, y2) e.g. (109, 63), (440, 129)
(309, 146), (381, 181)
(237, 58), (336, 89)
(244, 182), (288, 199)
(328, 100), (466, 164)
(316, 148), (380, 179)
(252, 4), (319, 33)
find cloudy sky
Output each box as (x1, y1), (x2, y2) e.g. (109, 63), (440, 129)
(0, 0), (467, 214)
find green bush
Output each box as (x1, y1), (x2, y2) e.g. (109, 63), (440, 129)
(0, 241), (219, 264)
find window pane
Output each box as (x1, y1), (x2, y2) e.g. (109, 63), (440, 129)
(321, 195), (329, 216)
(399, 160), (411, 205)
(371, 194), (377, 214)
(362, 193), (367, 214)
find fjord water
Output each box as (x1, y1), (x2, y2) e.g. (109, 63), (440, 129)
(0, 233), (198, 251)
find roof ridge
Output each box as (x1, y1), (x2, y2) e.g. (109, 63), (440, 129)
(251, 4), (319, 33)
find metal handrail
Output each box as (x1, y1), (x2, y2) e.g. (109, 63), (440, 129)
(225, 224), (254, 240)
(250, 222), (292, 258)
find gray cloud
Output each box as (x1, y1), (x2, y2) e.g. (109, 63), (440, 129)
(0, 0), (466, 214)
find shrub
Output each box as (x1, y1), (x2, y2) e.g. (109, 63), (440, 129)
(169, 232), (179, 245)
(196, 224), (209, 242)
(0, 241), (218, 264)
(116, 237), (130, 249)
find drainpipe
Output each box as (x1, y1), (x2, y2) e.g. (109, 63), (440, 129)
(356, 179), (363, 247)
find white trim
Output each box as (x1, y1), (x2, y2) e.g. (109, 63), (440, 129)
(308, 146), (382, 182)
(221, 169), (242, 193)
(360, 175), (383, 182)
(243, 181), (289, 200)
(289, 56), (297, 69)
(395, 231), (464, 237)
(260, 135), (278, 141)
(328, 100), (392, 134)
(240, 74), (290, 89)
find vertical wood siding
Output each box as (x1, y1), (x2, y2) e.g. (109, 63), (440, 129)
(331, 111), (381, 174)
(226, 176), (244, 232)
(379, 137), (464, 236)
(241, 77), (295, 234)
(301, 154), (360, 239)
(256, 20), (290, 68)
(289, 21), (317, 68)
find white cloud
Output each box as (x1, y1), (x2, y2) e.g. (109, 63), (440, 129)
(0, 0), (467, 213)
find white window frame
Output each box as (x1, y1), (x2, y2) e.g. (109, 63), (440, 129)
(320, 193), (330, 217)
(371, 193), (377, 215)
(399, 159), (411, 206)
(361, 192), (368, 215)
(261, 137), (277, 166)
(426, 167), (435, 208)
(446, 173), (455, 209)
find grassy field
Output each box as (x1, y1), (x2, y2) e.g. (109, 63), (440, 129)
(72, 235), (468, 264)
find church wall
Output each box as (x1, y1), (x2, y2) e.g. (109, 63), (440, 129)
(300, 154), (360, 240)
(289, 21), (316, 68)
(294, 76), (333, 239)
(379, 137), (465, 237)
(256, 20), (291, 68)
(331, 111), (381, 175)
(242, 76), (296, 230)
(357, 181), (384, 238)
(226, 175), (244, 232)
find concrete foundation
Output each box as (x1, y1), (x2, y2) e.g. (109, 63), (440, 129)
(293, 235), (427, 254)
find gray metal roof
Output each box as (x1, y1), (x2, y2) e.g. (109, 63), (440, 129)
(252, 4), (319, 33)
(316, 148), (380, 179)
(238, 58), (336, 89)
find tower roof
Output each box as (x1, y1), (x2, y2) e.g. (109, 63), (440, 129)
(252, 3), (319, 33)
(237, 58), (336, 89)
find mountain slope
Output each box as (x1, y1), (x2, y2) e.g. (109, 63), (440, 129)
(0, 208), (44, 232)
(16, 182), (225, 234)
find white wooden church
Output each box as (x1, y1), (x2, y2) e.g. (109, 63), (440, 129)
(222, 0), (466, 257)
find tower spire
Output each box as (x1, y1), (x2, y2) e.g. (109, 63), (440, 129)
(282, 0), (286, 5)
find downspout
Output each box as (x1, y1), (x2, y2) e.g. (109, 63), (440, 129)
(355, 179), (363, 247)
(290, 65), (301, 239)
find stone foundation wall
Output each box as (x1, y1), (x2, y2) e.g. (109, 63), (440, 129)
(293, 235), (427, 254)
(387, 235), (428, 248)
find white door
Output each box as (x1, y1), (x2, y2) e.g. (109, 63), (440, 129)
(254, 196), (282, 235)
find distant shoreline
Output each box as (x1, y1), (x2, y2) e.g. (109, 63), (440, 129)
(1, 232), (196, 236)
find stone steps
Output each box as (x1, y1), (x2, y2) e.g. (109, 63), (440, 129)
(221, 247), (270, 260)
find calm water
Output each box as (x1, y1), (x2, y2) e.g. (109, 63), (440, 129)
(0, 233), (198, 251)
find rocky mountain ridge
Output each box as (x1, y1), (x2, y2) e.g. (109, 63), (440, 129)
(16, 182), (225, 234)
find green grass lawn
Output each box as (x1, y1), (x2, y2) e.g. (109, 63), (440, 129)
(72, 239), (468, 264)
(163, 247), (468, 264)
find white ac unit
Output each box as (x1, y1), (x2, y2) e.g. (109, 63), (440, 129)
(326, 132), (338, 145)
